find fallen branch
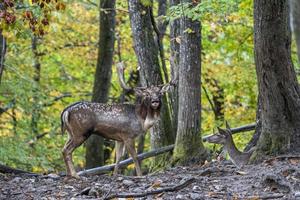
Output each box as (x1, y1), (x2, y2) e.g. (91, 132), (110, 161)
(202, 123), (256, 142)
(0, 164), (38, 175)
(104, 177), (195, 200)
(78, 145), (174, 176)
(78, 123), (256, 175)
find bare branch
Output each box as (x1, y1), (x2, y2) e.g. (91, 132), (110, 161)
(104, 177), (195, 200)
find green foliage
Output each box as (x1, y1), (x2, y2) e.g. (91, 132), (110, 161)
(168, 0), (243, 21)
(140, 0), (153, 7)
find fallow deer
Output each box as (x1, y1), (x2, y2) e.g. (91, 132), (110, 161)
(61, 63), (175, 178)
(205, 123), (256, 168)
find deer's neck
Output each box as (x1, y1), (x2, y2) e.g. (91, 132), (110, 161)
(223, 136), (247, 168)
(136, 103), (160, 131)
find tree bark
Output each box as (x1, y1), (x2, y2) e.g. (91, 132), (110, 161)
(290, 0), (300, 63)
(173, 0), (207, 165)
(0, 30), (6, 84)
(85, 0), (116, 169)
(169, 0), (180, 136)
(244, 95), (261, 152)
(253, 0), (300, 159)
(128, 0), (174, 169)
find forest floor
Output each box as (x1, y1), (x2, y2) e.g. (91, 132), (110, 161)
(0, 155), (300, 200)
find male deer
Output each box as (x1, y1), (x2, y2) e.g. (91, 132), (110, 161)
(206, 123), (256, 168)
(61, 64), (175, 178)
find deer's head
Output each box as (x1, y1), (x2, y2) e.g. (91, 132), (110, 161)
(134, 84), (170, 110)
(206, 122), (232, 145)
(117, 62), (176, 110)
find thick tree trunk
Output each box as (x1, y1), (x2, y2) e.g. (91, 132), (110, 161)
(128, 0), (174, 169)
(169, 0), (180, 136)
(85, 0), (116, 169)
(290, 0), (300, 62)
(244, 95), (261, 152)
(173, 1), (207, 165)
(0, 31), (6, 84)
(253, 0), (300, 159)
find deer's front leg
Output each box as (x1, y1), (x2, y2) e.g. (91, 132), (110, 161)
(124, 138), (142, 176)
(113, 141), (125, 175)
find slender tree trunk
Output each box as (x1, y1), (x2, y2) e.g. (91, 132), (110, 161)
(253, 0), (300, 159)
(203, 76), (224, 124)
(128, 0), (174, 169)
(31, 36), (41, 135)
(85, 0), (116, 169)
(157, 0), (168, 35)
(290, 0), (300, 62)
(173, 0), (207, 165)
(169, 0), (180, 135)
(0, 31), (6, 84)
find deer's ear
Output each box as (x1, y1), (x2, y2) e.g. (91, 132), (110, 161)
(160, 84), (170, 94)
(217, 127), (226, 135)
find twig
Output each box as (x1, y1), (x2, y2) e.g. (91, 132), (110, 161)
(104, 177), (195, 200)
(264, 155), (300, 164)
(202, 85), (217, 116)
(102, 186), (113, 199)
(246, 193), (284, 199)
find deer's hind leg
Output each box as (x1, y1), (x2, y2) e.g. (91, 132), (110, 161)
(62, 133), (87, 178)
(113, 141), (126, 175)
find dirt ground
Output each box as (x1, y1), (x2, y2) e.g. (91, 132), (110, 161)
(1, 155), (299, 200)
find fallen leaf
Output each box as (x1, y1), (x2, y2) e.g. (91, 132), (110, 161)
(236, 171), (248, 175)
(150, 179), (163, 188)
(289, 158), (299, 165)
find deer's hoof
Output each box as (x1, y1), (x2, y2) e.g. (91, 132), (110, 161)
(64, 174), (81, 181)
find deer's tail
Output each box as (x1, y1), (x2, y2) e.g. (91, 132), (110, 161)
(61, 109), (69, 135)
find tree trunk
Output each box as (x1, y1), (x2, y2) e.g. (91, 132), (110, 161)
(290, 0), (300, 62)
(244, 95), (261, 152)
(31, 36), (41, 135)
(173, 0), (207, 165)
(0, 31), (6, 85)
(85, 0), (116, 169)
(169, 0), (180, 135)
(253, 0), (300, 159)
(128, 0), (174, 169)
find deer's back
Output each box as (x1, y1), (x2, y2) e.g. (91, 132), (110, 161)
(62, 101), (144, 141)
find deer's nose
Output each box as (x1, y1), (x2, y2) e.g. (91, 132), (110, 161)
(151, 100), (160, 108)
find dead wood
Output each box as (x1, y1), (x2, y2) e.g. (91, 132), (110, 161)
(0, 164), (38, 175)
(202, 123), (256, 142)
(247, 193), (284, 199)
(78, 145), (175, 176)
(103, 177), (195, 200)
